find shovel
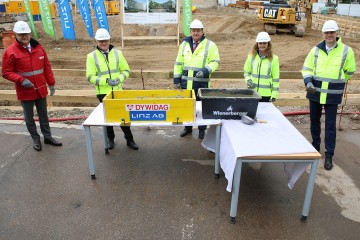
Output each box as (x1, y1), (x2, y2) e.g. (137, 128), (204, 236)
(241, 114), (267, 125)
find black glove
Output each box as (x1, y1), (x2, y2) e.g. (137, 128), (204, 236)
(21, 79), (34, 88)
(173, 77), (181, 85)
(107, 78), (120, 87)
(195, 68), (209, 78)
(49, 85), (55, 96)
(306, 82), (316, 94)
(247, 80), (255, 89)
(195, 71), (204, 78)
(269, 98), (276, 102)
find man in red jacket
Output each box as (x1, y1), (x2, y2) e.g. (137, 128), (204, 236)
(2, 21), (62, 151)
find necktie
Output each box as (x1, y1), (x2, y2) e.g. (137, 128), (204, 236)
(104, 52), (108, 61)
(27, 46), (31, 53)
(193, 42), (198, 51)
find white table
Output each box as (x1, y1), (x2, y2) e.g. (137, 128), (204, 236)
(81, 102), (222, 179)
(208, 103), (321, 223)
(82, 102), (321, 223)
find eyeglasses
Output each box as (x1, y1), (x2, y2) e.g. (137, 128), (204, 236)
(17, 33), (30, 37)
(324, 31), (336, 34)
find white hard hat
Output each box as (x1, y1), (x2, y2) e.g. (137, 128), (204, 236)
(322, 20), (339, 32)
(95, 28), (110, 40)
(256, 32), (271, 43)
(13, 21), (31, 34)
(190, 19), (204, 29)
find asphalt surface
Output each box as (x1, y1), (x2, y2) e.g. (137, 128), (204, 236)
(0, 121), (359, 240)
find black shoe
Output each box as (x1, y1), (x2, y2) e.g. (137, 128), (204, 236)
(44, 137), (62, 146)
(127, 140), (139, 150)
(198, 130), (205, 139)
(33, 139), (42, 151)
(180, 128), (192, 137)
(108, 139), (114, 149)
(324, 156), (333, 171)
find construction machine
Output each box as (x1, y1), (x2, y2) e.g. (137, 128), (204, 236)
(257, 0), (312, 37)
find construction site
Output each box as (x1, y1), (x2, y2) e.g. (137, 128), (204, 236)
(0, 1), (360, 239)
(0, 1), (359, 114)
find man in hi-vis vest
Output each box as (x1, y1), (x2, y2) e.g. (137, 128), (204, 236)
(302, 20), (356, 170)
(86, 28), (138, 150)
(173, 19), (220, 139)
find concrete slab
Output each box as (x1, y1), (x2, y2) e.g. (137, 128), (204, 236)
(0, 122), (359, 239)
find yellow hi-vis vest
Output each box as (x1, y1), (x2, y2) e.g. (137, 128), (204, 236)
(243, 53), (280, 99)
(86, 47), (130, 95)
(174, 38), (220, 89)
(301, 38), (356, 104)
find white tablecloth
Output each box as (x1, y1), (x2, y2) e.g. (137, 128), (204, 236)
(202, 103), (318, 192)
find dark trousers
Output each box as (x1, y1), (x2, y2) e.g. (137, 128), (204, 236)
(309, 100), (338, 157)
(260, 96), (271, 102)
(97, 94), (134, 141)
(21, 97), (52, 141)
(184, 88), (206, 131)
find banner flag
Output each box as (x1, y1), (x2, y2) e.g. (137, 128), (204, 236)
(58, 0), (76, 40)
(22, 0), (38, 39)
(38, 0), (56, 40)
(182, 0), (192, 36)
(77, 0), (94, 38)
(93, 0), (109, 31)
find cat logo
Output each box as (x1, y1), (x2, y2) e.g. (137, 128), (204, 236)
(264, 9), (278, 19)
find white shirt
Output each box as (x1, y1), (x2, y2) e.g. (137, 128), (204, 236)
(326, 43), (337, 54)
(24, 44), (31, 52)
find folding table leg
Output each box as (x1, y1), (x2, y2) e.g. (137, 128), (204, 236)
(301, 159), (319, 222)
(84, 126), (96, 179)
(229, 159), (243, 224)
(214, 125), (221, 178)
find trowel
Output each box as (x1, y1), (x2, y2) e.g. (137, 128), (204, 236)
(241, 114), (267, 125)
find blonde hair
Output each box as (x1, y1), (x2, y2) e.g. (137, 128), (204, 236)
(250, 42), (273, 60)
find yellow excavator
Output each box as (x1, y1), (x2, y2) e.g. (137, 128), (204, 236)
(257, 0), (312, 37)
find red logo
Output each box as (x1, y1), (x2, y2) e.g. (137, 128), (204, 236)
(127, 104), (134, 110)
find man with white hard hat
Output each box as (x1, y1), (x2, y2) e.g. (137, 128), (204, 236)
(173, 19), (220, 139)
(2, 21), (62, 151)
(302, 20), (356, 170)
(244, 31), (280, 102)
(86, 28), (138, 150)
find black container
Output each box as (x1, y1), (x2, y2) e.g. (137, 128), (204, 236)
(198, 88), (262, 119)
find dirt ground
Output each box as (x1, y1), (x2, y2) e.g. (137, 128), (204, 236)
(0, 7), (359, 127)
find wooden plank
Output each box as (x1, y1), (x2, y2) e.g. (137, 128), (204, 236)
(1, 90), (360, 106)
(0, 90), (98, 104)
(275, 93), (360, 106)
(1, 68), (359, 80)
(122, 36), (179, 40)
(211, 71), (360, 80)
(211, 78), (360, 84)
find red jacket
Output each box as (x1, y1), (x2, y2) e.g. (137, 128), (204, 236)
(2, 38), (55, 100)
